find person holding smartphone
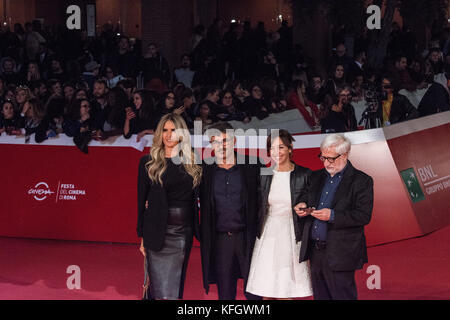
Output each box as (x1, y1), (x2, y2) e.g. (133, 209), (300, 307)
(294, 134), (374, 300)
(246, 129), (313, 300)
(123, 89), (158, 141)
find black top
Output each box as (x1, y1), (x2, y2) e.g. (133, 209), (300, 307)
(213, 165), (245, 232)
(418, 82), (450, 117)
(243, 97), (269, 120)
(321, 110), (348, 133)
(124, 113), (158, 139)
(321, 104), (357, 133)
(163, 157), (194, 208)
(137, 155), (200, 252)
(0, 115), (24, 131)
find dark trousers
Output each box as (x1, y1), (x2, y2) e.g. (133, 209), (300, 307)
(213, 232), (259, 300)
(310, 243), (357, 300)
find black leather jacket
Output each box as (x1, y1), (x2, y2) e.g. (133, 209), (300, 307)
(257, 163), (312, 241)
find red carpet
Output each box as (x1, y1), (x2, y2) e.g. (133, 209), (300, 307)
(1, 225), (449, 300)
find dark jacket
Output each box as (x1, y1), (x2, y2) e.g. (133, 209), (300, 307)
(257, 164), (312, 241)
(298, 161), (374, 271)
(417, 82), (450, 117)
(379, 94), (419, 125)
(123, 112), (158, 139)
(199, 156), (262, 294)
(136, 155), (200, 251)
(242, 97), (270, 120)
(321, 104), (357, 133)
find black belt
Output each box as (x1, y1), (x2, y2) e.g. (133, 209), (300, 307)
(311, 240), (327, 250)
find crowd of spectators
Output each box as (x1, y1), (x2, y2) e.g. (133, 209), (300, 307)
(1, 19), (450, 152)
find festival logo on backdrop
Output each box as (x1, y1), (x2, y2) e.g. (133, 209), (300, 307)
(28, 182), (87, 202)
(28, 182), (55, 201)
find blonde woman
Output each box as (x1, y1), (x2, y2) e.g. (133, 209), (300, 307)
(16, 86), (33, 114)
(137, 113), (202, 300)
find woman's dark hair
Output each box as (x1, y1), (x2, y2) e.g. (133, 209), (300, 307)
(69, 99), (90, 120)
(330, 63), (346, 81)
(219, 89), (234, 102)
(134, 89), (157, 120)
(1, 100), (15, 116)
(107, 86), (129, 128)
(225, 80), (242, 93)
(249, 83), (263, 99)
(159, 90), (176, 109)
(267, 129), (295, 155)
(197, 100), (215, 117)
(202, 85), (220, 100)
(260, 77), (278, 101)
(180, 87), (194, 101)
(173, 82), (186, 101)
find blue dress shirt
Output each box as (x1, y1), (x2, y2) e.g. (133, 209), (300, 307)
(214, 165), (245, 232)
(310, 164), (348, 241)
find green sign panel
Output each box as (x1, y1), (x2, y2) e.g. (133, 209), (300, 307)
(400, 168), (425, 203)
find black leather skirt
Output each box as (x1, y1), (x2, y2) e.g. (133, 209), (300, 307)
(145, 207), (193, 300)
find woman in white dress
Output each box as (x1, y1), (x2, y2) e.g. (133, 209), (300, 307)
(246, 129), (313, 300)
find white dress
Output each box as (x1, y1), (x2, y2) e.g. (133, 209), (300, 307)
(246, 170), (313, 298)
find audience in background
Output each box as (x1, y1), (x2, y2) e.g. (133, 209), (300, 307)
(0, 18), (449, 147)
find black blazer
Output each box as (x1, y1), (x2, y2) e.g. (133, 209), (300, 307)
(136, 155), (200, 251)
(257, 163), (312, 241)
(199, 155), (262, 294)
(377, 94), (419, 124)
(298, 161), (374, 272)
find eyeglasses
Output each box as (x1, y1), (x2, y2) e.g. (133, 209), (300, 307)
(211, 138), (233, 146)
(318, 153), (342, 163)
(339, 93), (351, 98)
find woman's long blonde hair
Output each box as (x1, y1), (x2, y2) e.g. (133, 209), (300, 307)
(146, 113), (202, 187)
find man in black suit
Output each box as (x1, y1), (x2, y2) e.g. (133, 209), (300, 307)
(294, 134), (374, 300)
(199, 121), (261, 300)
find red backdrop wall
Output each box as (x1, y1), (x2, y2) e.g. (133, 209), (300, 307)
(1, 112), (449, 247)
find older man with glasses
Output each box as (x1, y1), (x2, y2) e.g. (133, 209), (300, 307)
(294, 134), (374, 300)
